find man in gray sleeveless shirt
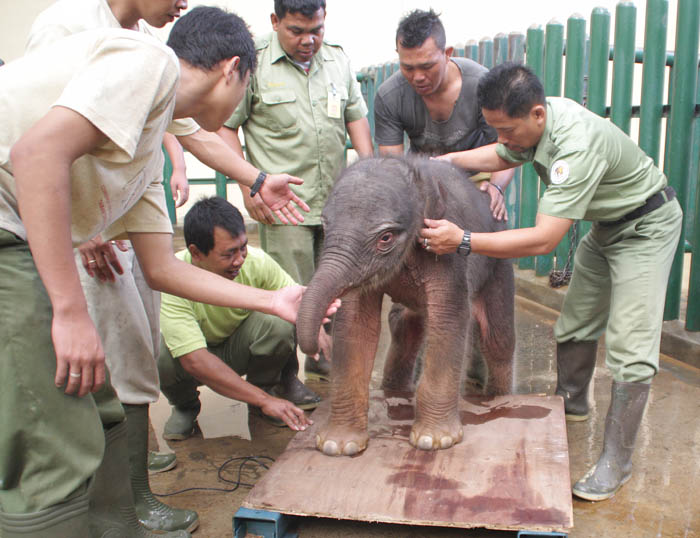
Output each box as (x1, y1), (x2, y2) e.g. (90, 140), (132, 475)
(374, 9), (514, 222)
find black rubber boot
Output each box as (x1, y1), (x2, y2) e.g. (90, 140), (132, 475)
(273, 354), (321, 410)
(0, 491), (89, 537)
(88, 421), (191, 537)
(304, 353), (331, 382)
(147, 451), (177, 474)
(573, 381), (650, 501)
(555, 340), (598, 421)
(124, 404), (199, 533)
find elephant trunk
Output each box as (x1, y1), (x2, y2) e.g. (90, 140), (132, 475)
(297, 257), (353, 356)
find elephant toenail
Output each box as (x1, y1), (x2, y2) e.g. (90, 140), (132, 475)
(417, 435), (434, 450)
(409, 431), (417, 445)
(440, 436), (453, 448)
(322, 440), (340, 456)
(343, 442), (359, 456)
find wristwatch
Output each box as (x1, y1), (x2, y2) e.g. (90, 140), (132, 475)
(457, 231), (472, 256)
(249, 171), (268, 197)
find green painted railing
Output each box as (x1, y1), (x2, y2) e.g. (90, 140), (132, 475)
(355, 0), (698, 330)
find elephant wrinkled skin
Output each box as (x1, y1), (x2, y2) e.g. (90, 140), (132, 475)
(297, 156), (515, 457)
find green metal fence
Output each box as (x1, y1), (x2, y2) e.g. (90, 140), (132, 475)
(356, 0), (699, 330)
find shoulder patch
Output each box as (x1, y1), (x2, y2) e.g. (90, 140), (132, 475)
(550, 160), (570, 185)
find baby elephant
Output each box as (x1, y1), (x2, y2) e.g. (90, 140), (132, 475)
(297, 156), (515, 457)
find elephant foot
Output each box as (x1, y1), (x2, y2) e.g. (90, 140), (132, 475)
(315, 423), (369, 457)
(409, 416), (463, 451)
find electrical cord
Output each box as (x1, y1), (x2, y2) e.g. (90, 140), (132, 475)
(152, 455), (275, 497)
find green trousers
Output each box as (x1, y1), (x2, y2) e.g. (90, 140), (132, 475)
(259, 223), (324, 285)
(554, 199), (682, 383)
(0, 230), (123, 514)
(157, 311), (296, 407)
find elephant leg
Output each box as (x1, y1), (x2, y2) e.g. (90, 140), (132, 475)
(317, 289), (383, 457)
(471, 261), (515, 396)
(381, 302), (425, 392)
(411, 295), (468, 451)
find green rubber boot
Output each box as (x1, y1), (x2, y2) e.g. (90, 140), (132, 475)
(124, 404), (199, 534)
(148, 451), (177, 474)
(572, 381), (650, 501)
(163, 400), (201, 441)
(555, 340), (598, 421)
(0, 490), (89, 537)
(89, 421), (191, 537)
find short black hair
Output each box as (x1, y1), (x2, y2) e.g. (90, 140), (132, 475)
(167, 6), (256, 76)
(477, 62), (545, 118)
(396, 9), (446, 50)
(274, 0), (326, 19)
(184, 196), (246, 255)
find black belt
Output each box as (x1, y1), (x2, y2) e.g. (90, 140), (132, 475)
(599, 185), (676, 227)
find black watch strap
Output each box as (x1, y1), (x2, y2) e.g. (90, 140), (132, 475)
(457, 231), (472, 256)
(249, 171), (268, 197)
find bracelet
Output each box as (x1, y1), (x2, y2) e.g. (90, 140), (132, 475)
(491, 183), (504, 196)
(249, 171), (268, 197)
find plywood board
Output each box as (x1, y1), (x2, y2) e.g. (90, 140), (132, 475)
(243, 391), (573, 533)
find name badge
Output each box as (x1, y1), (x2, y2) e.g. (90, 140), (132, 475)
(327, 83), (341, 119)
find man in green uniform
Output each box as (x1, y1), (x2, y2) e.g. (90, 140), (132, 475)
(420, 62), (682, 502)
(158, 197), (327, 436)
(218, 0), (373, 380)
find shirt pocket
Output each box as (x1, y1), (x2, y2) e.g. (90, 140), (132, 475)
(259, 90), (298, 131)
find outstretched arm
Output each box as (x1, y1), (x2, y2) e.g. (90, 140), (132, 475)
(418, 213), (573, 258)
(177, 348), (312, 430)
(12, 106), (108, 397)
(177, 128), (309, 224)
(435, 143), (518, 173)
(129, 232), (340, 324)
(346, 117), (373, 157)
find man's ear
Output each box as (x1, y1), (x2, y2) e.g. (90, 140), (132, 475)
(445, 46), (454, 59)
(225, 57), (241, 84)
(188, 243), (204, 262)
(532, 104), (546, 123)
(270, 13), (280, 31)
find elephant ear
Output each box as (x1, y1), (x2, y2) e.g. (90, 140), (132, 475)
(411, 158), (447, 221)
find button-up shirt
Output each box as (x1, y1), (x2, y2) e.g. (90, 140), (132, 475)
(496, 97), (666, 222)
(225, 32), (368, 225)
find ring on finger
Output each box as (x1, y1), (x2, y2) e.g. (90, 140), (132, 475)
(423, 238), (429, 248)
(87, 259), (97, 264)
(69, 372), (82, 378)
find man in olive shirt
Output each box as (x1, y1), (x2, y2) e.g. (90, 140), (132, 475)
(421, 63), (682, 502)
(219, 0), (373, 380)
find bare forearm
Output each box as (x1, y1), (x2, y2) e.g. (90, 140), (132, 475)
(180, 350), (269, 407)
(471, 228), (557, 258)
(490, 168), (515, 191)
(178, 128), (259, 186)
(446, 143), (516, 172)
(162, 132), (186, 175)
(346, 118), (373, 157)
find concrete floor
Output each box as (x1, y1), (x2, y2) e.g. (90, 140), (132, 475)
(150, 229), (699, 537)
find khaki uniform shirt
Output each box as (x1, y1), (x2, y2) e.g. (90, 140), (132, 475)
(0, 29), (176, 243)
(26, 0), (199, 138)
(496, 97), (667, 222)
(225, 33), (368, 225)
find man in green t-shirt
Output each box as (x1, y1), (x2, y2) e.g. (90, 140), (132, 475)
(158, 197), (327, 435)
(420, 63), (682, 502)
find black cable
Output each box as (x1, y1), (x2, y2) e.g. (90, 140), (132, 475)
(152, 455), (275, 497)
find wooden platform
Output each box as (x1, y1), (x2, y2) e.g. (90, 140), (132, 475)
(243, 391), (573, 534)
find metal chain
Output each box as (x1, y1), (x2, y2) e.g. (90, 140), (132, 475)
(549, 221), (579, 288)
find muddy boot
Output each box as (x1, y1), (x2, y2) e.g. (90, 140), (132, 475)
(89, 421), (191, 537)
(163, 400), (201, 441)
(0, 491), (89, 537)
(273, 355), (321, 410)
(572, 381), (650, 501)
(124, 405), (199, 534)
(148, 451), (177, 474)
(304, 353), (330, 382)
(555, 340), (598, 421)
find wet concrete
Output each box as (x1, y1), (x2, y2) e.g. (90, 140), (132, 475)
(150, 230), (700, 537)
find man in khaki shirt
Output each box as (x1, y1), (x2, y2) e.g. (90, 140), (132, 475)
(422, 62), (682, 503)
(219, 0), (373, 380)
(0, 8), (338, 537)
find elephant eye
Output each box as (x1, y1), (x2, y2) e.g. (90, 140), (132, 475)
(377, 231), (395, 252)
